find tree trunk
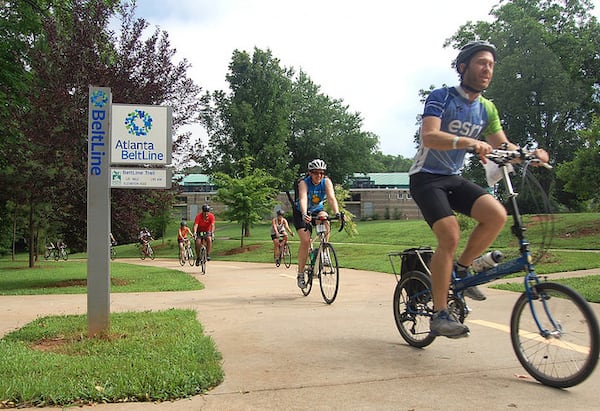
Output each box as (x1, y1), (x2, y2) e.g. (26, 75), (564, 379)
(28, 199), (35, 268)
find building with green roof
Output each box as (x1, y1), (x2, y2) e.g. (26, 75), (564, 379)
(175, 172), (422, 221)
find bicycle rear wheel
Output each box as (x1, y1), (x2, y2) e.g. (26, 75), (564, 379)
(510, 282), (599, 388)
(199, 246), (207, 274)
(283, 243), (292, 268)
(393, 270), (436, 348)
(318, 243), (339, 304)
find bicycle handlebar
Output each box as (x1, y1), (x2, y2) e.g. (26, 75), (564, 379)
(304, 213), (346, 232)
(467, 146), (552, 169)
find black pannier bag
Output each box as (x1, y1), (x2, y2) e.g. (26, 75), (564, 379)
(400, 247), (433, 276)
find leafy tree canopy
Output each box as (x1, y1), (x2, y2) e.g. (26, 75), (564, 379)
(198, 48), (380, 188)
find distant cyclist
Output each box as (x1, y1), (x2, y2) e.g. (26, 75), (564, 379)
(138, 227), (153, 256)
(193, 204), (215, 265)
(177, 220), (194, 258)
(293, 159), (343, 289)
(271, 209), (294, 264)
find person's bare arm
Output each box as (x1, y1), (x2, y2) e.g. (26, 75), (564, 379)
(325, 178), (339, 214)
(298, 180), (310, 222)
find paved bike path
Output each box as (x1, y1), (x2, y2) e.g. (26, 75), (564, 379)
(1, 259), (599, 410)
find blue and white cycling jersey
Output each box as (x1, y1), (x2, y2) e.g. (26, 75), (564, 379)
(409, 86), (502, 176)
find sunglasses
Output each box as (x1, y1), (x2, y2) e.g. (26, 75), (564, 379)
(311, 170), (325, 176)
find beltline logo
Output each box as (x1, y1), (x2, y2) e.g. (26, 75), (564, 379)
(89, 90), (108, 176)
(125, 109), (153, 136)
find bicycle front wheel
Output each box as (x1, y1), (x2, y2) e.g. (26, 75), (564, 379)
(318, 243), (339, 304)
(110, 247), (116, 260)
(187, 247), (195, 267)
(283, 243), (292, 269)
(179, 249), (186, 266)
(510, 282), (599, 388)
(199, 246), (207, 274)
(393, 270), (436, 348)
(148, 246), (155, 260)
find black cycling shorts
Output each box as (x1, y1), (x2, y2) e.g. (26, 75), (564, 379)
(292, 208), (313, 233)
(409, 172), (488, 227)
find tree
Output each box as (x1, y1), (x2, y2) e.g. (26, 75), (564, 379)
(367, 152), (413, 172)
(213, 158), (280, 247)
(556, 115), (600, 210)
(199, 48), (295, 186)
(0, 0), (203, 264)
(288, 70), (380, 185)
(445, 0), (600, 202)
(199, 50), (381, 191)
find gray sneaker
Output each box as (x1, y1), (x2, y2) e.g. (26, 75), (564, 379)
(455, 263), (487, 301)
(430, 309), (470, 338)
(297, 273), (306, 289)
(463, 285), (487, 301)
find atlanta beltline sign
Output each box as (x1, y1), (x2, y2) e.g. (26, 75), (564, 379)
(87, 87), (173, 336)
(111, 104), (172, 166)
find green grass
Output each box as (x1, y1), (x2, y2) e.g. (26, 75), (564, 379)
(0, 310), (223, 407)
(492, 276), (600, 303)
(0, 260), (203, 295)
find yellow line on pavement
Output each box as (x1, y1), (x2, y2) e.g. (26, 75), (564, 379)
(469, 319), (590, 354)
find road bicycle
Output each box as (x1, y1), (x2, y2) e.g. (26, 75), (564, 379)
(391, 148), (599, 388)
(110, 241), (117, 260)
(299, 214), (345, 304)
(196, 232), (210, 274)
(56, 245), (68, 261)
(179, 238), (195, 267)
(139, 241), (155, 260)
(44, 243), (57, 260)
(275, 235), (292, 268)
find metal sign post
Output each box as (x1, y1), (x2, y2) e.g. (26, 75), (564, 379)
(87, 86), (112, 336)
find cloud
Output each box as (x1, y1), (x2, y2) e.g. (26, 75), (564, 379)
(133, 0), (599, 158)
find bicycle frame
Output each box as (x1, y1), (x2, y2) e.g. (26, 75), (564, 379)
(307, 216), (338, 270)
(453, 164), (536, 291)
(277, 237), (287, 256)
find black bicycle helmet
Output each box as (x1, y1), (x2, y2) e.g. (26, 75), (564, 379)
(308, 159), (327, 171)
(180, 221), (186, 227)
(202, 204), (210, 212)
(455, 40), (497, 74)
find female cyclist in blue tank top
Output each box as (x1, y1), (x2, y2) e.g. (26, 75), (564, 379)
(293, 159), (342, 289)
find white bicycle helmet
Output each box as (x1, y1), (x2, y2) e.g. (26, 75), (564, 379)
(307, 159), (327, 171)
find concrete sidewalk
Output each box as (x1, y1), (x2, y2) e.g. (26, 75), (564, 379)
(1, 259), (599, 410)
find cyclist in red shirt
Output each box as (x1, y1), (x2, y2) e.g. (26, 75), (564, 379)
(193, 204), (216, 265)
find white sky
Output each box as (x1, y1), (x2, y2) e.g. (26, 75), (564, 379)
(133, 0), (600, 159)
